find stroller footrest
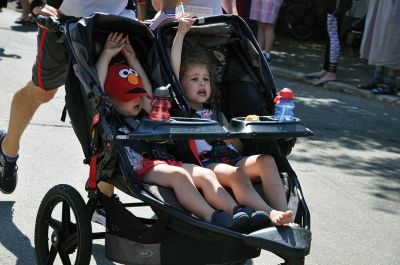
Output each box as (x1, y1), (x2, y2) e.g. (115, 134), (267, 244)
(244, 227), (311, 258)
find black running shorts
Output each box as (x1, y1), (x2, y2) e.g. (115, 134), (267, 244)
(32, 28), (68, 91)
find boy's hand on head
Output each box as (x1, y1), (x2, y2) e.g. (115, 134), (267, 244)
(121, 37), (137, 59)
(103, 32), (126, 57)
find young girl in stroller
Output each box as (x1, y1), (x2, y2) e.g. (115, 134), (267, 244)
(171, 17), (295, 226)
(95, 31), (263, 231)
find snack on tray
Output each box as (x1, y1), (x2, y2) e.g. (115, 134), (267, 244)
(245, 115), (260, 122)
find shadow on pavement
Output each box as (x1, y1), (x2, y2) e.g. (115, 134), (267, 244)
(0, 47), (21, 60)
(10, 24), (37, 33)
(289, 87), (400, 214)
(272, 35), (377, 89)
(0, 201), (35, 265)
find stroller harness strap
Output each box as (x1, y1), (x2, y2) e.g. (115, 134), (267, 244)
(87, 113), (101, 190)
(188, 139), (202, 165)
(88, 153), (98, 190)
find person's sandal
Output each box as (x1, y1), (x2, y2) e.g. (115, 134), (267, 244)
(358, 80), (383, 90)
(305, 71), (325, 79)
(371, 83), (398, 95)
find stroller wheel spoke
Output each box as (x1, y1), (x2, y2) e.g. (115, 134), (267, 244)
(47, 246), (57, 265)
(59, 250), (72, 265)
(61, 231), (79, 254)
(45, 216), (61, 231)
(61, 200), (72, 236)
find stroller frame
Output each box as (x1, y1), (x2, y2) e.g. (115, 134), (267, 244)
(34, 14), (312, 265)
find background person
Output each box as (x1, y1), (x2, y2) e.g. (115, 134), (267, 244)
(0, 0), (136, 194)
(305, 0), (353, 86)
(149, 0), (237, 30)
(358, 0), (399, 95)
(249, 0), (284, 62)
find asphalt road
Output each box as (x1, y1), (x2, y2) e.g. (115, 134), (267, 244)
(1, 6), (400, 265)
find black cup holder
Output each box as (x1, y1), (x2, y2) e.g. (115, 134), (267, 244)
(229, 116), (313, 138)
(117, 117), (229, 141)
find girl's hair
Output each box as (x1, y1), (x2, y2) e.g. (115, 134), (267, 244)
(180, 49), (217, 107)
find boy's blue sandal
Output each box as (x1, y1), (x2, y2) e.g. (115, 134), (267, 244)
(0, 130), (18, 194)
(371, 83), (398, 95)
(234, 205), (271, 232)
(211, 210), (249, 231)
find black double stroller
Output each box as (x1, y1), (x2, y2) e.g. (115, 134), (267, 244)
(34, 13), (313, 265)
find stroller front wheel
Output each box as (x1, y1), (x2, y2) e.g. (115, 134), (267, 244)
(34, 184), (92, 265)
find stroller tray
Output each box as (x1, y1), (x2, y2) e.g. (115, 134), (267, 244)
(117, 117), (229, 141)
(116, 116), (313, 141)
(229, 116), (313, 139)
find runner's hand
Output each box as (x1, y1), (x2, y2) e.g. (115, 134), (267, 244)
(33, 4), (59, 29)
(32, 4), (58, 18)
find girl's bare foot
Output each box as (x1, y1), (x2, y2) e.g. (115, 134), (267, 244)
(269, 210), (294, 226)
(305, 70), (326, 79)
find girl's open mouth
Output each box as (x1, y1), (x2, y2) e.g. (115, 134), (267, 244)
(197, 89), (207, 96)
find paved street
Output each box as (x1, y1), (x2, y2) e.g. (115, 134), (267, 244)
(1, 6), (400, 265)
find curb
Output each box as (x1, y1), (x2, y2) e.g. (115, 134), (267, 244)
(270, 66), (400, 107)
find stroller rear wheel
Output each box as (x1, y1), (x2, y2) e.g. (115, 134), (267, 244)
(35, 184), (92, 265)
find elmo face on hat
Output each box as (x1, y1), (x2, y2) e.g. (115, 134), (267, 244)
(104, 64), (150, 102)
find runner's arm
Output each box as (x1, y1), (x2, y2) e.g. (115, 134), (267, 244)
(30, 0), (59, 17)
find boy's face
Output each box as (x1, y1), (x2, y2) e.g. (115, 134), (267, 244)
(110, 96), (143, 117)
(181, 63), (211, 110)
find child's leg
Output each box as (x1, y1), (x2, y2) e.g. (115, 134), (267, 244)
(236, 155), (294, 225)
(207, 163), (272, 213)
(237, 155), (286, 209)
(97, 181), (115, 197)
(142, 164), (215, 222)
(186, 164), (238, 214)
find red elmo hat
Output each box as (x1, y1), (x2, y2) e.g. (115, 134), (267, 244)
(104, 64), (150, 102)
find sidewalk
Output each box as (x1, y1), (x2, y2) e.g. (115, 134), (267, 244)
(270, 35), (400, 106)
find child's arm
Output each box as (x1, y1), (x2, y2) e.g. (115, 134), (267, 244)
(221, 113), (243, 153)
(122, 38), (153, 113)
(96, 32), (126, 88)
(171, 16), (196, 78)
